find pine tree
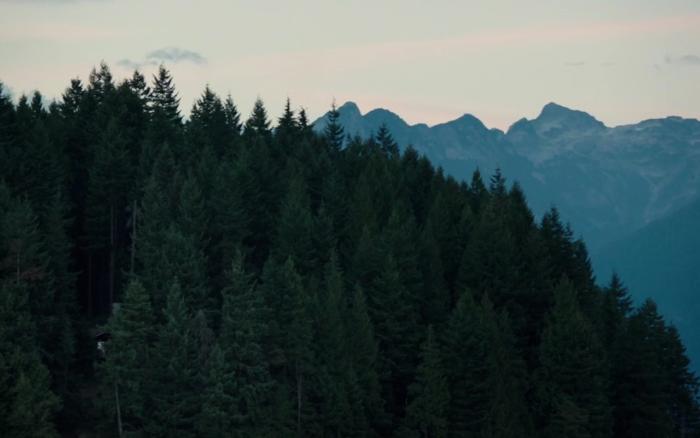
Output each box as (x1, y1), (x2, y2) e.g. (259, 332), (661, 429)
(313, 254), (353, 436)
(127, 70), (151, 101)
(370, 254), (419, 425)
(188, 85), (229, 157)
(612, 299), (700, 437)
(480, 296), (532, 438)
(259, 257), (316, 432)
(147, 64), (183, 154)
(0, 283), (60, 438)
(324, 101), (344, 152)
(244, 97), (272, 139)
(223, 94), (242, 140)
(536, 278), (611, 438)
(196, 344), (235, 437)
(283, 258), (315, 436)
(376, 124), (399, 158)
(101, 279), (155, 435)
(401, 326), (449, 438)
(347, 285), (385, 433)
(149, 280), (200, 437)
(85, 118), (131, 311)
(418, 222), (450, 325)
(0, 186), (56, 357)
(150, 64), (182, 125)
(273, 171), (314, 275)
(277, 97), (298, 145)
(442, 290), (490, 435)
(219, 250), (273, 433)
(208, 156), (249, 289)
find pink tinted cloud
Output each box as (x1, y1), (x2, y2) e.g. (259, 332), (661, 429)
(238, 14), (700, 76)
(0, 23), (125, 42)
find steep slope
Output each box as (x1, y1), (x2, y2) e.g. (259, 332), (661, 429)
(314, 102), (700, 252)
(594, 199), (700, 368)
(314, 102), (700, 369)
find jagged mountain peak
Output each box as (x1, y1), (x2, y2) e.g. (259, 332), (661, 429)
(534, 102), (606, 132)
(337, 101), (361, 116)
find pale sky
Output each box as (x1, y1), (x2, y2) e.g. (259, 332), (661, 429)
(1, 0), (699, 130)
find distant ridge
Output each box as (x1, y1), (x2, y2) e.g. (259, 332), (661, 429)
(314, 102), (700, 371)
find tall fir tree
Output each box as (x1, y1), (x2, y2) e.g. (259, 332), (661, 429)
(401, 326), (449, 438)
(101, 279), (155, 436)
(535, 278), (611, 438)
(324, 101), (344, 152)
(219, 250), (273, 434)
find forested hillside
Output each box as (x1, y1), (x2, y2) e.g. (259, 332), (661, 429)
(0, 63), (698, 437)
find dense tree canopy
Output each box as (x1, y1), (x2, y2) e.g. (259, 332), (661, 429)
(0, 67), (698, 437)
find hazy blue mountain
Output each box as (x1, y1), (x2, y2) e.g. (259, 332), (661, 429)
(314, 102), (700, 252)
(593, 199), (700, 368)
(315, 102), (700, 368)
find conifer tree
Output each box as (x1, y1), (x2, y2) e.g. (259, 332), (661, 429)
(149, 280), (200, 437)
(196, 344), (235, 437)
(101, 279), (155, 435)
(324, 101), (344, 151)
(147, 64), (183, 153)
(223, 94), (242, 141)
(442, 290), (490, 435)
(188, 85), (229, 157)
(208, 156), (249, 288)
(401, 326), (449, 438)
(85, 118), (131, 310)
(297, 107), (314, 139)
(347, 285), (385, 432)
(260, 257), (315, 433)
(536, 278), (611, 438)
(273, 171), (314, 275)
(127, 70), (151, 101)
(313, 254), (354, 436)
(370, 254), (419, 424)
(480, 296), (532, 438)
(244, 97), (272, 139)
(0, 283), (60, 438)
(376, 123), (399, 158)
(277, 98), (298, 145)
(219, 250), (273, 433)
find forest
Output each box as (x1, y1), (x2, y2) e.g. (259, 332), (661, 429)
(0, 63), (698, 437)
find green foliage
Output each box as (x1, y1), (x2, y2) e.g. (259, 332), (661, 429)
(219, 250), (273, 433)
(244, 98), (272, 139)
(536, 278), (611, 438)
(401, 326), (449, 438)
(0, 284), (60, 438)
(101, 279), (155, 434)
(2, 64), (698, 437)
(324, 101), (344, 151)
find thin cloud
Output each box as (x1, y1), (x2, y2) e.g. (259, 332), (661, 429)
(565, 61), (585, 67)
(665, 54), (700, 66)
(116, 47), (207, 71)
(146, 47), (206, 65)
(116, 59), (153, 70)
(239, 14), (700, 77)
(678, 54), (700, 66)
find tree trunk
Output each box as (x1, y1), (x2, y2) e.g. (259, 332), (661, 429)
(109, 204), (115, 312)
(297, 364), (302, 436)
(114, 379), (123, 438)
(87, 252), (93, 318)
(130, 200), (137, 276)
(15, 249), (20, 284)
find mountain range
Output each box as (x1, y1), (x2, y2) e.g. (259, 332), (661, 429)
(314, 102), (700, 367)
